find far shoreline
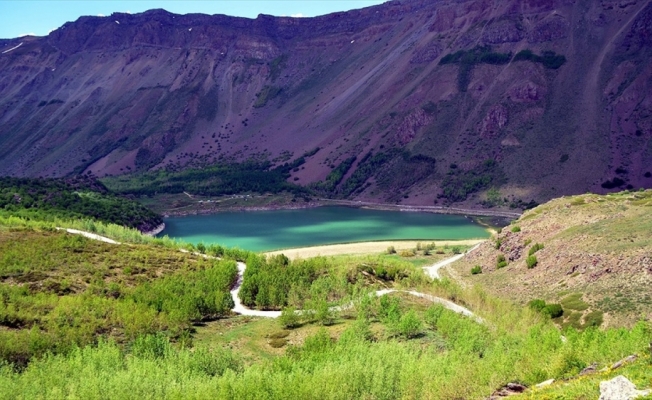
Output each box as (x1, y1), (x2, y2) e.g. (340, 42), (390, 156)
(159, 198), (521, 221)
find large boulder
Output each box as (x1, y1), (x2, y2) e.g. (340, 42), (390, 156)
(599, 376), (651, 400)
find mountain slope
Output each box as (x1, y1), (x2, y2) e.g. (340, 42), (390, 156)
(1, 0), (652, 206)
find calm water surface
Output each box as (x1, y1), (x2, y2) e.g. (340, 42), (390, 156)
(159, 206), (489, 252)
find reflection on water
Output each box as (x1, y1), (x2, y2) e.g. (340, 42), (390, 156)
(159, 206), (489, 252)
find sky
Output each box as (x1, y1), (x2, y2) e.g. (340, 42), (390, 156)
(0, 0), (387, 39)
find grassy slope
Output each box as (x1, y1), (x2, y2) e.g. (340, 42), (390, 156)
(450, 190), (652, 327)
(0, 223), (238, 365)
(0, 209), (650, 398)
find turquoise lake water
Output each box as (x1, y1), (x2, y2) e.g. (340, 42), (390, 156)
(159, 206), (489, 252)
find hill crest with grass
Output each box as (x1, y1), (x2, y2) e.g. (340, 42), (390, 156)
(451, 189), (652, 327)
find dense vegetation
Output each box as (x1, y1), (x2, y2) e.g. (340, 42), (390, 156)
(0, 223), (238, 366)
(238, 251), (430, 314)
(0, 207), (650, 398)
(0, 176), (162, 232)
(338, 152), (390, 197)
(312, 157), (357, 193)
(102, 161), (310, 198)
(439, 159), (505, 203)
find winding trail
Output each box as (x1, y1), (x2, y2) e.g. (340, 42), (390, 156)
(58, 227), (485, 322)
(423, 243), (482, 279)
(56, 228), (121, 244)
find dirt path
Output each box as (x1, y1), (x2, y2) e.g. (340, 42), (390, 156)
(56, 228), (121, 244)
(423, 243), (482, 279)
(59, 228), (485, 322)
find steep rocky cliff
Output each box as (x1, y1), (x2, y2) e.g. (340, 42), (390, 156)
(1, 0), (651, 206)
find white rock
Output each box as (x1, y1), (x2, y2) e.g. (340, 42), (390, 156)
(599, 376), (651, 400)
(535, 379), (554, 388)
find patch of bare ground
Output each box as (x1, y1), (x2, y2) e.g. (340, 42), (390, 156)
(448, 190), (652, 327)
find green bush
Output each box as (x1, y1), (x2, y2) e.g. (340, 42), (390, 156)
(494, 239), (502, 250)
(279, 307), (300, 329)
(528, 243), (544, 256)
(471, 265), (482, 275)
(511, 226), (521, 233)
(528, 299), (546, 313)
(496, 254), (507, 269)
(543, 304), (563, 318)
(395, 310), (423, 339)
(526, 255), (538, 269)
(386, 246), (396, 254)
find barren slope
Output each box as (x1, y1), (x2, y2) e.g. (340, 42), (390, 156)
(1, 0), (651, 206)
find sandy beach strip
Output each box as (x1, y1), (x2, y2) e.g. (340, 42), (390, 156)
(264, 239), (486, 260)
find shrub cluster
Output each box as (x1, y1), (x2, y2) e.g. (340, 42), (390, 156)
(496, 254), (508, 269)
(528, 243), (544, 256)
(528, 299), (564, 318)
(102, 160), (310, 198)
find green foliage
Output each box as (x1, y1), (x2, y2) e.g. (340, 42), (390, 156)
(529, 299), (563, 318)
(386, 246), (396, 254)
(0, 176), (162, 232)
(0, 219), (238, 366)
(0, 292), (649, 398)
(239, 254), (320, 310)
(513, 49), (567, 69)
(102, 160), (309, 198)
(543, 304), (563, 318)
(378, 295), (402, 325)
(526, 255), (538, 269)
(528, 243), (544, 256)
(338, 152), (389, 197)
(511, 226), (521, 233)
(451, 246), (462, 255)
(471, 265), (482, 275)
(496, 254), (507, 269)
(423, 304), (444, 329)
(494, 239), (502, 250)
(560, 293), (589, 312)
(440, 159), (504, 203)
(313, 157), (357, 193)
(583, 311), (604, 328)
(395, 310), (423, 339)
(279, 307), (300, 329)
(484, 187), (503, 207)
(528, 299), (547, 312)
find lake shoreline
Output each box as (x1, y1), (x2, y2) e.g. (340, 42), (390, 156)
(161, 199), (521, 220)
(263, 239), (487, 259)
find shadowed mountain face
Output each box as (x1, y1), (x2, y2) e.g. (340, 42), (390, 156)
(1, 0), (651, 206)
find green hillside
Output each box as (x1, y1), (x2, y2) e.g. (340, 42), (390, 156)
(0, 207), (650, 399)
